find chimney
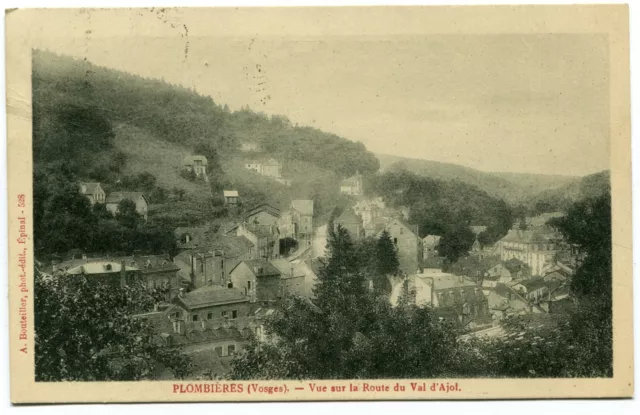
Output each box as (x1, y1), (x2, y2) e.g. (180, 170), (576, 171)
(120, 260), (126, 288)
(178, 288), (185, 298)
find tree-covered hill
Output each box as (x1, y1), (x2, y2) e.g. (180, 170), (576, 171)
(523, 170), (610, 215)
(31, 50), (379, 236)
(33, 49), (378, 179)
(366, 169), (515, 261)
(377, 153), (579, 205)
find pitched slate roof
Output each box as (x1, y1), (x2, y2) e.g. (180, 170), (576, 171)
(63, 260), (140, 275)
(270, 259), (306, 279)
(335, 209), (363, 225)
(422, 235), (442, 246)
(235, 259), (281, 277)
(209, 234), (255, 258)
(245, 204), (282, 219)
(291, 200), (314, 216)
(499, 228), (559, 245)
(177, 285), (248, 310)
(117, 255), (180, 274)
(242, 223), (278, 238)
(80, 182), (101, 195)
(182, 155), (208, 166)
(516, 277), (548, 292)
(106, 192), (146, 205)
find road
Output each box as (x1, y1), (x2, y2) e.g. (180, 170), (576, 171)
(311, 224), (328, 259)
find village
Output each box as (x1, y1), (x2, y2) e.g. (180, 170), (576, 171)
(39, 149), (581, 380)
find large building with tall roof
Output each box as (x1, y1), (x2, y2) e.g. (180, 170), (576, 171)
(496, 228), (561, 276)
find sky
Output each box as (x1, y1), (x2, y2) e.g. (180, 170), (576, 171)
(32, 19), (610, 177)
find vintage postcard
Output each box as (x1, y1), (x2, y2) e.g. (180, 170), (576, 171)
(5, 5), (632, 403)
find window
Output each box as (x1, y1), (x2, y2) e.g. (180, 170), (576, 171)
(221, 311), (228, 318)
(192, 314), (199, 322)
(200, 262), (204, 273)
(207, 312), (213, 320)
(221, 259), (224, 269)
(393, 238), (398, 245)
(232, 310), (238, 319)
(228, 345), (236, 355)
(215, 346), (223, 356)
(247, 281), (252, 290)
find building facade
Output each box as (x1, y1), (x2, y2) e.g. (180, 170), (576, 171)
(381, 218), (423, 275)
(183, 155), (208, 177)
(228, 259), (282, 303)
(496, 229), (560, 276)
(105, 192), (149, 220)
(79, 182), (106, 205)
(340, 172), (363, 196)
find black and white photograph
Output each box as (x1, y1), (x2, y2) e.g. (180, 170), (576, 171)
(4, 4), (633, 403)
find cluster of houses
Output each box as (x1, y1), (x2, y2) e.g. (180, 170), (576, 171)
(243, 158), (291, 186)
(334, 197), (422, 276)
(42, 199), (323, 379)
(79, 182), (150, 220)
(396, 212), (576, 333)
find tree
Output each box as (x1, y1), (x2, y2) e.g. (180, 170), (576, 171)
(116, 198), (141, 229)
(279, 237), (299, 257)
(376, 230), (399, 276)
(230, 224), (458, 380)
(34, 268), (192, 381)
(438, 223), (475, 263)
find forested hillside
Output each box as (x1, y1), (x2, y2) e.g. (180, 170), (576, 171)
(366, 170), (515, 261)
(31, 50), (378, 258)
(377, 153), (579, 205)
(523, 170), (610, 215)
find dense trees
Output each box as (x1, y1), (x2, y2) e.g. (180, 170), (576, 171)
(368, 170), (514, 262)
(33, 165), (177, 259)
(459, 191), (613, 378)
(34, 268), (192, 381)
(33, 50), (379, 183)
(230, 225), (456, 379)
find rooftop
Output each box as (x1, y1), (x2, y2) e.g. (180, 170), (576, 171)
(499, 228), (560, 245)
(182, 155), (208, 166)
(177, 285), (249, 310)
(117, 255), (180, 273)
(105, 192), (146, 204)
(291, 200), (314, 216)
(223, 190), (239, 198)
(79, 182), (101, 195)
(237, 259), (282, 277)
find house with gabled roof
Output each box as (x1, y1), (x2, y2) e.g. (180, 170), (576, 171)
(223, 190), (239, 205)
(290, 200), (314, 243)
(497, 228), (561, 276)
(173, 285), (250, 326)
(228, 259), (282, 304)
(245, 203), (282, 227)
(340, 172), (363, 196)
(117, 254), (182, 297)
(334, 209), (364, 241)
(79, 182), (106, 205)
(379, 218), (423, 275)
(183, 155), (208, 177)
(106, 191), (149, 220)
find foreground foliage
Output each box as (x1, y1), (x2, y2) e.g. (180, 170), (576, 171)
(34, 268), (192, 381)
